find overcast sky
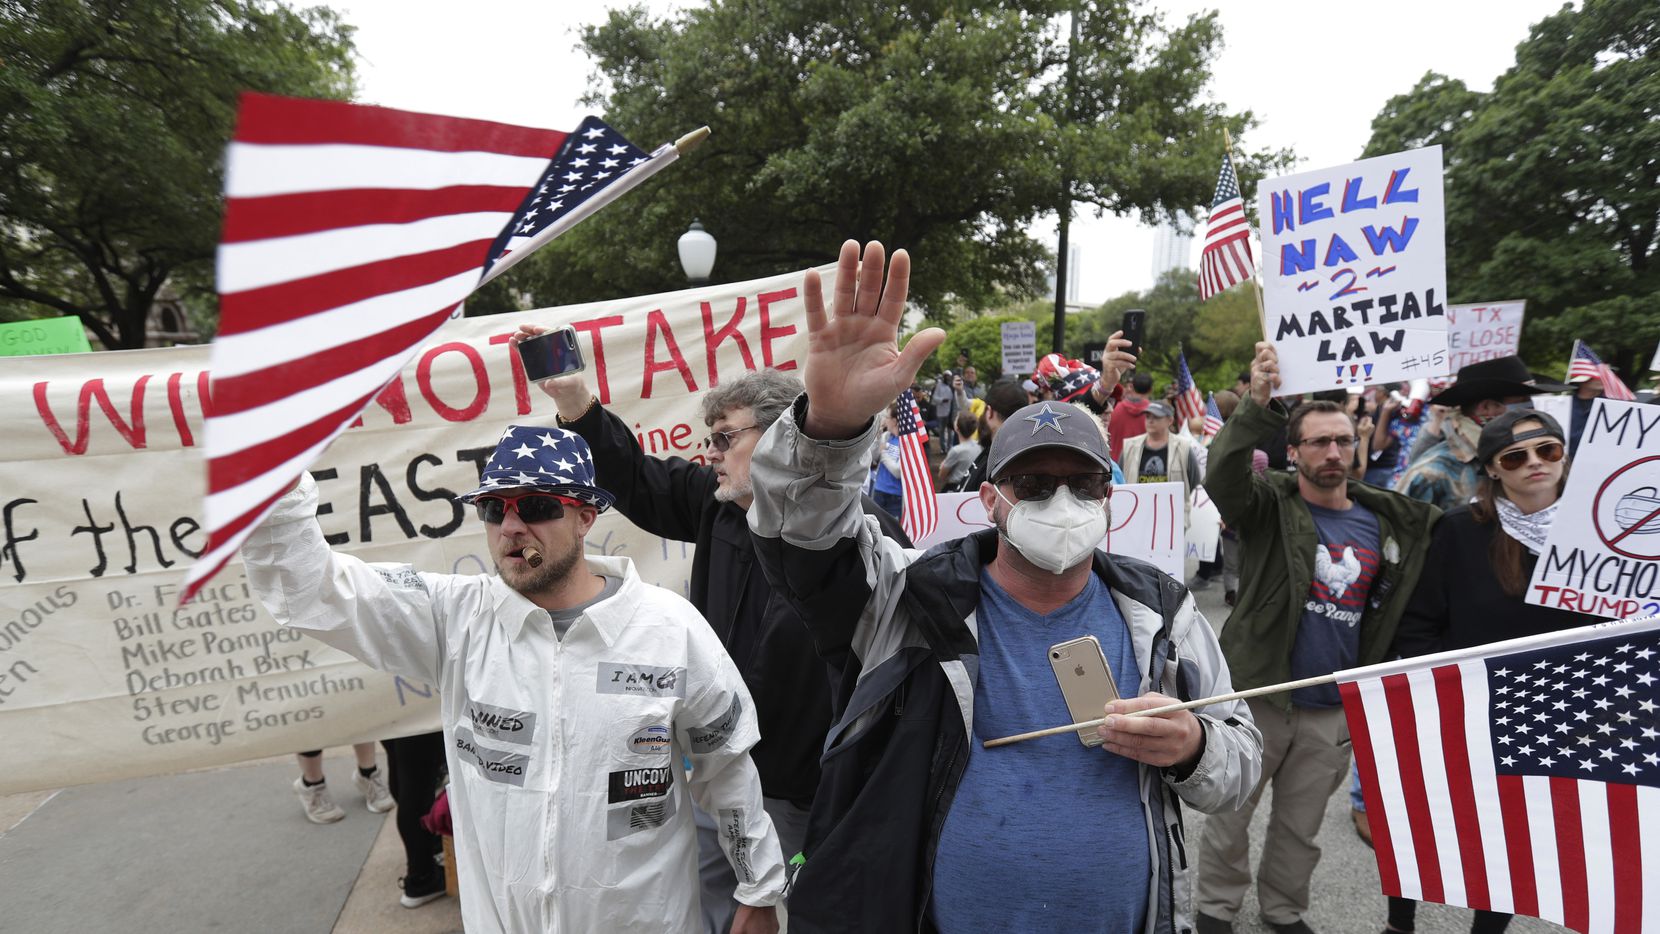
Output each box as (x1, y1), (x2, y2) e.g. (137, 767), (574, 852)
(331, 0), (1571, 304)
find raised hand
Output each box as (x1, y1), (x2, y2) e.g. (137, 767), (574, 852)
(1249, 340), (1281, 407)
(800, 240), (945, 439)
(1098, 330), (1137, 389)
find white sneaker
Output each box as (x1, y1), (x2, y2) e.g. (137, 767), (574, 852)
(354, 768), (395, 813)
(294, 777), (346, 824)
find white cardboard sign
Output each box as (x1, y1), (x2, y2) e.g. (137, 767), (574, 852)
(1526, 399), (1660, 619)
(1258, 145), (1448, 394)
(1445, 301), (1526, 372)
(1001, 320), (1037, 376)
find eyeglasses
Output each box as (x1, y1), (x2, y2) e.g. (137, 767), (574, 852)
(997, 472), (1113, 501)
(473, 492), (582, 524)
(1296, 435), (1359, 450)
(705, 425), (759, 453)
(1494, 440), (1565, 471)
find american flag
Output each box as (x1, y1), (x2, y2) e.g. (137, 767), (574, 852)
(1339, 617), (1660, 934)
(1203, 392), (1224, 437)
(1198, 151), (1256, 301)
(182, 94), (688, 602)
(1568, 341), (1636, 402)
(896, 389), (938, 543)
(1173, 350), (1205, 424)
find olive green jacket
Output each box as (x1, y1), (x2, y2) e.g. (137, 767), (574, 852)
(1207, 395), (1441, 708)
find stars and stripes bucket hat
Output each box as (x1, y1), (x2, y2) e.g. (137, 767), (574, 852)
(456, 425), (615, 512)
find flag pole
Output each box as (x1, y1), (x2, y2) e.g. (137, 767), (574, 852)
(983, 614), (1660, 749)
(1222, 128), (1270, 341)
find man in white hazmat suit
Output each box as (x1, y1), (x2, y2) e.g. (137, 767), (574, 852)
(241, 424), (785, 933)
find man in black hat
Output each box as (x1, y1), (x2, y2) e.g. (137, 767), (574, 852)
(1396, 355), (1569, 511)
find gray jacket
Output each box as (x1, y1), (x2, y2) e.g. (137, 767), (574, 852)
(747, 397), (1262, 934)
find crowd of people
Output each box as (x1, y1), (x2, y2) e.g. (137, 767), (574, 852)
(241, 240), (1655, 934)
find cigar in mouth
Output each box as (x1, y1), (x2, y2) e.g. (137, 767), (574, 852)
(523, 547), (543, 568)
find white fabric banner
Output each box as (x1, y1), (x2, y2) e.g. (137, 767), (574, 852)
(1258, 145), (1448, 395)
(0, 267), (818, 795)
(1525, 399), (1660, 619)
(911, 484), (1187, 579)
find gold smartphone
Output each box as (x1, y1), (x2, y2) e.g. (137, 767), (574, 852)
(1048, 635), (1120, 747)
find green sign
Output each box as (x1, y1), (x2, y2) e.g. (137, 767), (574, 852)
(0, 316), (94, 356)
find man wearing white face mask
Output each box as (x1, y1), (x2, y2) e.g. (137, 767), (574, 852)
(746, 240), (1263, 934)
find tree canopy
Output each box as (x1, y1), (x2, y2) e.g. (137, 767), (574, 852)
(1363, 0), (1659, 381)
(0, 0), (357, 348)
(499, 0), (1277, 319)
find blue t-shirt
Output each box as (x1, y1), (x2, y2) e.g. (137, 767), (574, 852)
(1290, 500), (1381, 707)
(873, 435), (903, 495)
(930, 573), (1150, 932)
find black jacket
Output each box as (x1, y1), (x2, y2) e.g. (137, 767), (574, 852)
(1393, 505), (1599, 658)
(563, 402), (909, 804)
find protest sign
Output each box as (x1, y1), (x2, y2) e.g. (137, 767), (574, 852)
(1187, 487), (1221, 563)
(911, 484), (1186, 579)
(1526, 399), (1660, 619)
(1444, 300), (1525, 371)
(1258, 146), (1448, 394)
(0, 267), (816, 795)
(0, 316), (93, 357)
(1001, 320), (1036, 375)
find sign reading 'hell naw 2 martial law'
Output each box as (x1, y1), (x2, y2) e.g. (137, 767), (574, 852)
(1258, 145), (1448, 395)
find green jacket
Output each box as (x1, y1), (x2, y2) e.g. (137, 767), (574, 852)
(1207, 395), (1441, 707)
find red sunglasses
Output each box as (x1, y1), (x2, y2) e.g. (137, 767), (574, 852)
(473, 492), (583, 524)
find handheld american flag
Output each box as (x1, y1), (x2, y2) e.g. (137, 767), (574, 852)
(182, 94), (702, 603)
(1339, 616), (1660, 934)
(1173, 350), (1205, 425)
(1198, 151), (1255, 301)
(1567, 341), (1636, 402)
(896, 389), (938, 543)
(1203, 392), (1223, 437)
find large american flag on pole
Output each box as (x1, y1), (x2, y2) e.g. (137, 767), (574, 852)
(1339, 616), (1660, 934)
(1567, 341), (1636, 402)
(181, 94), (695, 603)
(1198, 151), (1255, 301)
(1173, 350), (1205, 425)
(896, 389), (938, 543)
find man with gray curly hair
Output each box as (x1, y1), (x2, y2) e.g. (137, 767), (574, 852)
(514, 325), (908, 933)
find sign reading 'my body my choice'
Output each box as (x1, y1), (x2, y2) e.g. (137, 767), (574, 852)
(1259, 146), (1448, 394)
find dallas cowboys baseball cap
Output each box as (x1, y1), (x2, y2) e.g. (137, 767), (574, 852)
(986, 401), (1114, 481)
(457, 425), (615, 512)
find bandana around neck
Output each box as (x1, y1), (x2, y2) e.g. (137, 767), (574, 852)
(1495, 496), (1556, 555)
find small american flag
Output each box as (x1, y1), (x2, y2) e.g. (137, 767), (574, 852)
(896, 389), (938, 543)
(1339, 617), (1660, 934)
(1568, 341), (1636, 402)
(1198, 151), (1255, 301)
(183, 94), (686, 602)
(1173, 350), (1205, 425)
(1203, 392), (1224, 437)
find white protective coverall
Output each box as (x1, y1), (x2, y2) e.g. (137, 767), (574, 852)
(242, 474), (786, 933)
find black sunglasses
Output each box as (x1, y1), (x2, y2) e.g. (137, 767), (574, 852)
(705, 425), (759, 453)
(1495, 441), (1564, 471)
(473, 492), (580, 524)
(997, 472), (1112, 501)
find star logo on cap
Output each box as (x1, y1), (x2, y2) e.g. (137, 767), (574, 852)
(1025, 402), (1070, 435)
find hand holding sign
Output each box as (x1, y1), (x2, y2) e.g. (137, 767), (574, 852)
(1249, 341), (1283, 406)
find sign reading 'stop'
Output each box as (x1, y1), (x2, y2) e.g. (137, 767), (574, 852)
(1258, 145), (1448, 395)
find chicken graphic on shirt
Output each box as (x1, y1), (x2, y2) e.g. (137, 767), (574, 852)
(1314, 544), (1363, 601)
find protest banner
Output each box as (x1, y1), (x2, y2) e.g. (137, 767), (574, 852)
(1526, 399), (1660, 619)
(1257, 146), (1448, 394)
(1000, 320), (1036, 375)
(911, 484), (1186, 579)
(0, 316), (94, 357)
(0, 267), (817, 795)
(1444, 300), (1525, 371)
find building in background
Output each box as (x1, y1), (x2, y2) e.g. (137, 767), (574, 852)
(1151, 214), (1195, 281)
(1045, 243), (1084, 311)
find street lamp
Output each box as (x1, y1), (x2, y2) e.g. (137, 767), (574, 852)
(678, 219), (717, 285)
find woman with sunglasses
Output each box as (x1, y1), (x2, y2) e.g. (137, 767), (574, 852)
(1382, 408), (1593, 934)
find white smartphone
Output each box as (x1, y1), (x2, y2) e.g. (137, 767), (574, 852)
(1048, 635), (1120, 747)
